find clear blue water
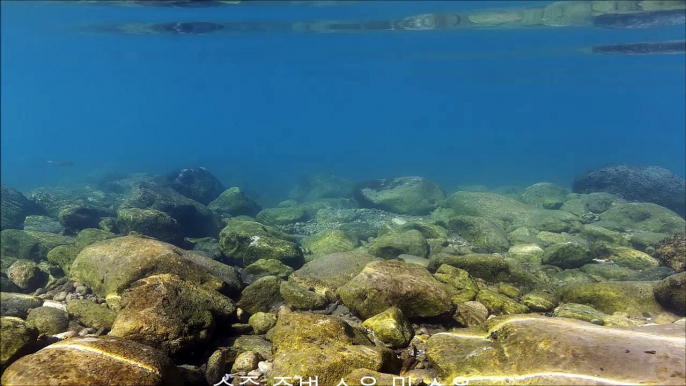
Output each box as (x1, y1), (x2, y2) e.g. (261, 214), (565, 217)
(2, 1), (685, 201)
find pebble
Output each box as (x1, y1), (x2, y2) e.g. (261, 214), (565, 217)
(257, 361), (272, 375)
(75, 286), (89, 296)
(54, 292), (67, 301)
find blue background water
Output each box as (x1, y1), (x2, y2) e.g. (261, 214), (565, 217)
(2, 1), (685, 202)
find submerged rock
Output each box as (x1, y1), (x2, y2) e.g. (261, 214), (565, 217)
(46, 244), (81, 275)
(236, 276), (283, 316)
(301, 229), (358, 261)
(218, 219), (304, 268)
(166, 167), (224, 205)
(280, 281), (327, 310)
(58, 204), (115, 231)
(74, 228), (116, 249)
(573, 164), (685, 217)
(0, 293), (42, 318)
(0, 316), (37, 372)
(109, 274), (235, 355)
(428, 254), (543, 289)
(0, 230), (74, 262)
(116, 208), (183, 245)
(361, 307), (414, 348)
(6, 259), (47, 292)
(208, 187), (261, 217)
(426, 315), (686, 385)
(447, 215), (509, 253)
(69, 235), (226, 297)
(475, 289), (529, 316)
(354, 176), (445, 215)
(22, 215), (64, 234)
(520, 182), (569, 209)
(0, 185), (35, 231)
(654, 232), (686, 272)
(368, 229), (429, 259)
(337, 260), (454, 319)
(242, 258), (293, 283)
(289, 173), (354, 202)
(592, 9), (686, 29)
(654, 272), (686, 316)
(67, 299), (117, 330)
(560, 281), (664, 317)
(26, 306), (69, 336)
(1, 336), (181, 386)
(592, 40), (686, 55)
(599, 202), (685, 233)
(542, 243), (592, 269)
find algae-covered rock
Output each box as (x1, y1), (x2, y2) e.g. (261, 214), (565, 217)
(428, 254), (543, 289)
(553, 303), (607, 325)
(27, 185), (119, 218)
(1, 335), (181, 386)
(166, 167), (224, 206)
(507, 243), (544, 264)
(0, 277), (18, 293)
(395, 220), (449, 240)
(560, 281), (664, 317)
(22, 215), (64, 234)
(243, 259), (294, 283)
(0, 293), (42, 318)
(1, 185), (35, 231)
(119, 182), (219, 238)
(58, 204), (114, 231)
(579, 263), (636, 280)
(236, 276), (283, 316)
(590, 243), (660, 270)
(301, 230), (358, 261)
(67, 299), (117, 330)
(208, 187), (262, 217)
(69, 235), (225, 297)
(436, 191), (579, 232)
(447, 216), (509, 253)
(337, 260), (453, 319)
(26, 306), (69, 335)
(521, 290), (557, 312)
(0, 316), (37, 371)
(46, 244), (81, 275)
(0, 230), (74, 262)
(231, 335), (273, 361)
(116, 208), (183, 245)
(654, 232), (686, 272)
(74, 228), (116, 249)
(561, 192), (624, 216)
(218, 219), (304, 268)
(475, 289), (529, 315)
(289, 173), (354, 202)
(354, 176), (445, 215)
(542, 243), (592, 269)
(256, 207), (308, 225)
(600, 203), (685, 234)
(580, 224), (628, 245)
(426, 314), (686, 385)
(433, 264), (479, 303)
(453, 301), (489, 327)
(369, 229), (429, 260)
(109, 274), (235, 355)
(269, 311), (395, 386)
(289, 252), (379, 300)
(573, 164), (686, 217)
(280, 281), (326, 310)
(520, 182), (568, 209)
(361, 307), (414, 348)
(248, 312), (277, 334)
(6, 259), (47, 292)
(653, 272), (686, 315)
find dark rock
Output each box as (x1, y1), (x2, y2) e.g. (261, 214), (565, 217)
(167, 167), (224, 205)
(572, 164), (685, 217)
(654, 272), (686, 316)
(58, 204), (115, 231)
(654, 232), (686, 272)
(1, 185), (36, 230)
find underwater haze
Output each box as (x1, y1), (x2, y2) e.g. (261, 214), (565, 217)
(2, 1), (685, 199)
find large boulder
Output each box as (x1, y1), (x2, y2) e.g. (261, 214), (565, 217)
(301, 230), (358, 261)
(560, 281), (664, 317)
(428, 254), (544, 289)
(654, 232), (686, 272)
(6, 259), (48, 292)
(27, 185), (121, 218)
(542, 243), (592, 269)
(337, 260), (454, 319)
(166, 167), (225, 205)
(368, 229), (429, 259)
(354, 176), (445, 215)
(289, 173), (354, 202)
(520, 182), (568, 209)
(1, 336), (182, 386)
(0, 293), (42, 318)
(116, 208), (183, 246)
(58, 204), (115, 231)
(218, 219), (304, 268)
(0, 230), (74, 262)
(236, 276), (283, 316)
(447, 215), (509, 253)
(67, 299), (118, 330)
(436, 191), (579, 232)
(654, 272), (686, 315)
(572, 164), (686, 217)
(0, 316), (37, 372)
(208, 187), (261, 217)
(289, 252), (379, 300)
(69, 235), (227, 297)
(1, 185), (35, 230)
(269, 311), (397, 386)
(119, 182), (219, 238)
(109, 274), (235, 355)
(426, 314), (686, 385)
(599, 203), (685, 234)
(256, 207), (308, 225)
(26, 306), (69, 336)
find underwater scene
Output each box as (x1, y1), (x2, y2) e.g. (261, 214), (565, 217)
(1, 1), (685, 385)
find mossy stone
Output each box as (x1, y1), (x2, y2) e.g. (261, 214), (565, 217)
(447, 216), (510, 253)
(109, 274), (235, 355)
(590, 244), (660, 270)
(600, 203), (685, 234)
(368, 230), (429, 259)
(0, 316), (37, 371)
(507, 244), (544, 264)
(66, 299), (117, 330)
(653, 272), (686, 316)
(280, 281), (326, 310)
(22, 215), (63, 234)
(542, 243), (592, 269)
(256, 207), (307, 225)
(218, 220), (304, 268)
(475, 289), (529, 315)
(433, 264), (478, 303)
(243, 259), (294, 282)
(0, 293), (42, 318)
(428, 254), (543, 289)
(26, 306), (69, 335)
(116, 208), (183, 245)
(236, 276), (283, 316)
(552, 303), (606, 325)
(497, 283), (521, 298)
(0, 230), (74, 262)
(560, 281), (664, 317)
(208, 187), (261, 217)
(6, 259), (47, 292)
(580, 225), (628, 246)
(361, 307), (413, 348)
(301, 230), (358, 262)
(520, 182), (568, 209)
(248, 312), (277, 334)
(46, 244), (81, 275)
(232, 335), (273, 361)
(521, 291), (558, 312)
(453, 301), (489, 327)
(579, 264), (635, 281)
(74, 228), (116, 249)
(1, 185), (34, 231)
